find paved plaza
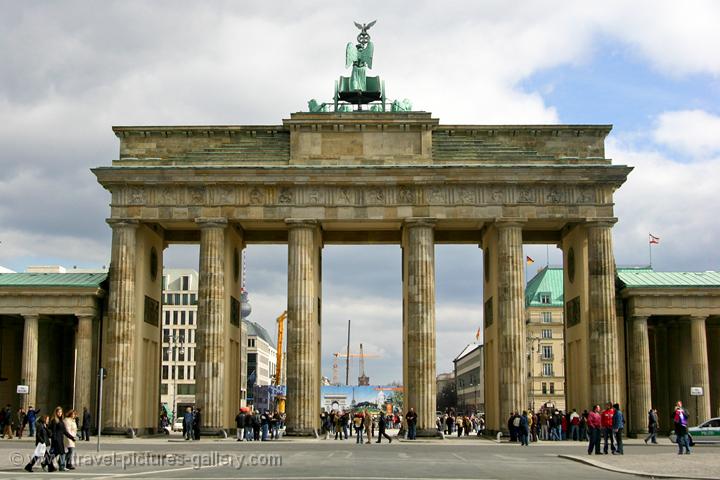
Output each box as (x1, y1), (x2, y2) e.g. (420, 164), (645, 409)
(0, 434), (717, 479)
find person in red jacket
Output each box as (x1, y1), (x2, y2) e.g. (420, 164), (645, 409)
(601, 402), (616, 454)
(587, 405), (602, 454)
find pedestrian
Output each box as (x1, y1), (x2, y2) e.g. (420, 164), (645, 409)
(587, 405), (602, 455)
(579, 410), (589, 441)
(183, 407), (193, 440)
(673, 402), (691, 455)
(49, 406), (75, 472)
(353, 411), (364, 444)
(612, 403), (624, 455)
(2, 404), (13, 439)
(81, 407), (92, 441)
(252, 410), (261, 441)
(601, 402), (616, 454)
(320, 408), (329, 439)
(569, 409), (580, 441)
(235, 408), (246, 441)
(26, 406), (40, 438)
(363, 409), (373, 444)
(24, 415), (51, 472)
(15, 408), (26, 438)
(376, 411), (392, 444)
(244, 409), (253, 441)
(406, 408), (418, 440)
(519, 411), (530, 446)
(644, 408), (658, 444)
(261, 410), (269, 441)
(539, 410), (549, 440)
(270, 411), (280, 439)
(159, 411), (170, 435)
(63, 409), (78, 469)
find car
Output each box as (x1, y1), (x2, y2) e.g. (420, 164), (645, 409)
(173, 419), (184, 432)
(670, 417), (720, 445)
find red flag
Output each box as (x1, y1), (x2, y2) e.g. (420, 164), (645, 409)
(475, 327), (481, 341)
(649, 234), (660, 245)
(526, 256), (535, 265)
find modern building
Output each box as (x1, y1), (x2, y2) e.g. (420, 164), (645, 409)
(245, 320), (278, 403)
(525, 266), (566, 412)
(454, 344), (484, 414)
(160, 269), (199, 417)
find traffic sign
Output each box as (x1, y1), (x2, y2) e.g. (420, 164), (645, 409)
(690, 386), (704, 396)
(16, 385), (29, 394)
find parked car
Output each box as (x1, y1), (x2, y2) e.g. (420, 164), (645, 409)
(173, 418), (184, 432)
(670, 417), (720, 445)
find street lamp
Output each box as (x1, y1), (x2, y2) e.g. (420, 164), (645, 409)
(526, 336), (541, 412)
(165, 333), (186, 425)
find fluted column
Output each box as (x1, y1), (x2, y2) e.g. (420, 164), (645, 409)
(195, 217), (227, 432)
(496, 221), (527, 417)
(587, 221), (621, 405)
(21, 314), (40, 410)
(285, 220), (321, 436)
(104, 219), (138, 431)
(75, 314), (95, 412)
(629, 316), (651, 434)
(402, 218), (437, 435)
(689, 315), (711, 423)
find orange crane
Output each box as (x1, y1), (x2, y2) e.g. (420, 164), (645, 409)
(273, 310), (287, 385)
(332, 347), (381, 385)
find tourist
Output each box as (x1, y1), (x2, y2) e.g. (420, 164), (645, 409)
(353, 411), (364, 444)
(252, 410), (261, 440)
(235, 408), (246, 441)
(342, 410), (350, 439)
(406, 408), (418, 440)
(363, 409), (373, 444)
(519, 411), (530, 446)
(579, 410), (589, 441)
(2, 404), (13, 439)
(334, 411), (343, 440)
(270, 411), (280, 439)
(159, 411), (170, 435)
(24, 415), (51, 472)
(15, 408), (26, 438)
(376, 411), (392, 444)
(26, 406), (40, 437)
(645, 408), (658, 444)
(82, 407), (92, 441)
(587, 405), (602, 455)
(183, 407), (193, 440)
(244, 409), (253, 441)
(446, 410), (455, 435)
(261, 410), (269, 441)
(569, 409), (580, 441)
(612, 403), (624, 454)
(192, 407), (201, 440)
(673, 402), (691, 455)
(49, 406), (74, 471)
(601, 402), (616, 454)
(551, 410), (562, 441)
(320, 408), (329, 439)
(63, 409), (78, 469)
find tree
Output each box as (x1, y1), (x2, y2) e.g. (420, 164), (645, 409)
(437, 382), (457, 412)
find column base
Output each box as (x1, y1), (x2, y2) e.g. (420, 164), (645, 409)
(284, 427), (319, 437)
(415, 428), (444, 438)
(199, 428), (228, 438)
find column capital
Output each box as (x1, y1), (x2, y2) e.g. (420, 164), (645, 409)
(495, 218), (526, 228)
(402, 217), (436, 229)
(106, 218), (140, 229)
(629, 315), (650, 323)
(686, 315), (709, 323)
(285, 218), (319, 229)
(195, 217), (228, 229)
(22, 313), (40, 321)
(585, 218), (618, 228)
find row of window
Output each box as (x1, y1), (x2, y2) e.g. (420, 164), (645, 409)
(541, 382), (556, 394)
(162, 345), (195, 362)
(162, 275), (193, 292)
(162, 328), (195, 345)
(161, 364), (195, 380)
(160, 383), (196, 395)
(163, 293), (198, 306)
(164, 310), (196, 326)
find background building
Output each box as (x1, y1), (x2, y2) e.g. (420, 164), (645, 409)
(245, 320), (279, 404)
(525, 266), (566, 412)
(454, 344), (484, 414)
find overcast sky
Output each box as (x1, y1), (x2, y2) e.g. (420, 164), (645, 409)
(1, 1), (719, 384)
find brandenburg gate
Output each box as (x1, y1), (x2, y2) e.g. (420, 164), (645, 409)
(93, 110), (631, 435)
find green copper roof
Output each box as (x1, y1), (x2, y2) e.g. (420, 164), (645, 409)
(525, 266), (564, 307)
(617, 269), (720, 288)
(0, 273), (107, 288)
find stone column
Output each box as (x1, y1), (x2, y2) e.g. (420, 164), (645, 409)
(285, 220), (321, 436)
(689, 315), (711, 424)
(666, 320), (684, 408)
(653, 323), (669, 419)
(104, 219), (138, 432)
(628, 315), (651, 434)
(708, 320), (720, 419)
(402, 218), (437, 435)
(587, 221), (621, 404)
(75, 314), (95, 412)
(21, 314), (40, 410)
(195, 218), (227, 432)
(496, 221), (527, 417)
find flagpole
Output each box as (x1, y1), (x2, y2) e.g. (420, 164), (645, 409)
(649, 241), (652, 268)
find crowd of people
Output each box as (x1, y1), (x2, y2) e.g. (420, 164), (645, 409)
(436, 409), (486, 437)
(1, 404), (92, 441)
(235, 409), (285, 441)
(22, 406), (91, 472)
(319, 408), (403, 443)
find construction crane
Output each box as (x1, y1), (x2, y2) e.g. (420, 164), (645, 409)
(273, 310), (287, 385)
(331, 348), (381, 385)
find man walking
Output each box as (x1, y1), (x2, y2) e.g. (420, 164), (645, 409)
(26, 406), (40, 438)
(612, 403), (624, 455)
(674, 402), (691, 455)
(235, 408), (246, 441)
(81, 407), (92, 441)
(645, 408), (658, 444)
(376, 411), (392, 444)
(406, 408), (418, 440)
(587, 405), (602, 455)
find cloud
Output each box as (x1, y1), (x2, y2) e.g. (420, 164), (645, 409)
(653, 109), (720, 157)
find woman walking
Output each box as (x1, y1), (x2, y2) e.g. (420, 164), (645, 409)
(24, 416), (51, 472)
(49, 406), (75, 471)
(63, 409), (78, 470)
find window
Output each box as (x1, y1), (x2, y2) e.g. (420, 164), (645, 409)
(163, 348), (169, 362)
(162, 365), (168, 380)
(179, 330), (185, 343)
(189, 366), (194, 380)
(162, 275), (168, 290)
(188, 311), (194, 325)
(177, 384), (196, 395)
(178, 347), (185, 361)
(180, 311), (186, 325)
(163, 329), (170, 343)
(541, 382), (547, 394)
(539, 292), (551, 304)
(190, 294), (197, 305)
(177, 366), (185, 380)
(543, 363), (553, 376)
(182, 276), (189, 291)
(550, 382), (555, 394)
(174, 293), (180, 305)
(182, 294), (188, 305)
(542, 345), (553, 359)
(542, 312), (552, 323)
(173, 311), (178, 325)
(542, 329), (552, 339)
(160, 383), (168, 395)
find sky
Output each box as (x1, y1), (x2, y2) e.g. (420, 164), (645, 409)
(1, 1), (719, 385)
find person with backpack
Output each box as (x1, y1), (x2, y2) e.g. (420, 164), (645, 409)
(673, 402), (691, 455)
(24, 415), (51, 472)
(235, 408), (246, 441)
